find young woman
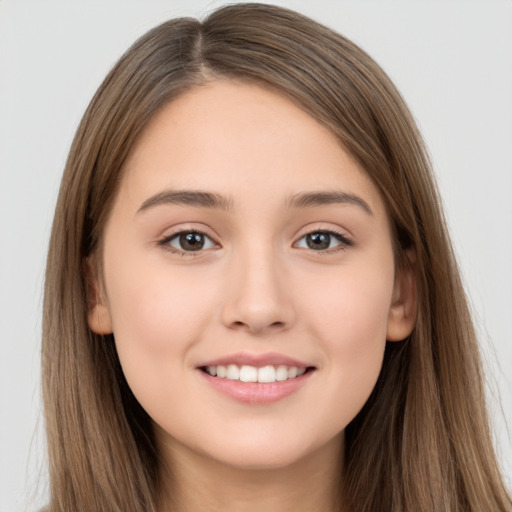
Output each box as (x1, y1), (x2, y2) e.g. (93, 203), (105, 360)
(41, 3), (511, 511)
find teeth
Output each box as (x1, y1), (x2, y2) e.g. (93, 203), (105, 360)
(240, 365), (258, 382)
(226, 364), (239, 380)
(205, 364), (307, 383)
(276, 365), (288, 381)
(257, 365), (276, 383)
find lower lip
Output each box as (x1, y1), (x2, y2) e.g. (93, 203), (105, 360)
(198, 369), (314, 404)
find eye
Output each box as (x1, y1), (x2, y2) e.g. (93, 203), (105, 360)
(161, 231), (217, 253)
(295, 230), (352, 251)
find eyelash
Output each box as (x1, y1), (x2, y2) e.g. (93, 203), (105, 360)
(157, 228), (353, 256)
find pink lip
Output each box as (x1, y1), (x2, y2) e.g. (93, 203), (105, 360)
(198, 368), (314, 404)
(198, 351), (313, 369)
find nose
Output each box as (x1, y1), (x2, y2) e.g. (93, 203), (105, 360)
(221, 247), (295, 335)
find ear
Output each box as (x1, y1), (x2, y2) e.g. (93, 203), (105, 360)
(386, 248), (417, 342)
(83, 256), (113, 335)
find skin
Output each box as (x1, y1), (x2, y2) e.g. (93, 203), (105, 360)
(88, 80), (416, 512)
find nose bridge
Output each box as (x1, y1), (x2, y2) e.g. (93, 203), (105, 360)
(221, 236), (294, 334)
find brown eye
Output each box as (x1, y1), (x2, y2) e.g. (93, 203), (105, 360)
(295, 230), (353, 251)
(165, 231), (216, 252)
(179, 233), (205, 251)
(306, 232), (331, 250)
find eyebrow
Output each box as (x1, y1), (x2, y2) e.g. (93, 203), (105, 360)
(137, 188), (372, 215)
(137, 190), (233, 213)
(286, 191), (373, 215)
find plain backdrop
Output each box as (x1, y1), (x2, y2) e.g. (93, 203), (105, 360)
(0, 1), (511, 510)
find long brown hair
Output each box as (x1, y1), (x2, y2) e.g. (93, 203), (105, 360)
(42, 3), (511, 511)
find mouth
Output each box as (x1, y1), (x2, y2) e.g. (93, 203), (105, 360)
(199, 364), (314, 383)
(196, 354), (316, 404)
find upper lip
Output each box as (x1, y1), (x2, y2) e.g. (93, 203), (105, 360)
(198, 352), (314, 369)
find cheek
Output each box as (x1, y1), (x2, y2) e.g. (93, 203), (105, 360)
(298, 261), (393, 420)
(106, 253), (214, 351)
(103, 254), (218, 407)
(303, 260), (393, 345)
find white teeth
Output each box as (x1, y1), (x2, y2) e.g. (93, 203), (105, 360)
(276, 365), (289, 381)
(226, 364), (239, 380)
(239, 365), (258, 382)
(205, 364), (307, 383)
(257, 365), (276, 383)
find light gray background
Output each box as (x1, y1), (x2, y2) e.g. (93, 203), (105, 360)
(1, 1), (511, 510)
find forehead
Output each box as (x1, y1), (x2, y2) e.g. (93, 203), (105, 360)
(119, 80), (386, 217)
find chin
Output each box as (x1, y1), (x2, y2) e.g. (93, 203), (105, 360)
(210, 448), (302, 471)
(194, 428), (342, 472)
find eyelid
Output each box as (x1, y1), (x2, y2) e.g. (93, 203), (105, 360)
(156, 222), (220, 244)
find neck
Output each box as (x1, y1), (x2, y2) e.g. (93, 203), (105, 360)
(157, 435), (344, 512)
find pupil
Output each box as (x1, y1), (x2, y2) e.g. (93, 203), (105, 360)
(180, 232), (204, 251)
(307, 232), (330, 250)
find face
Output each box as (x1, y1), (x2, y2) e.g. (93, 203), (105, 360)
(88, 80), (415, 471)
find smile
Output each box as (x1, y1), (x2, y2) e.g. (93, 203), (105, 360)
(197, 353), (316, 403)
(202, 364), (308, 383)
